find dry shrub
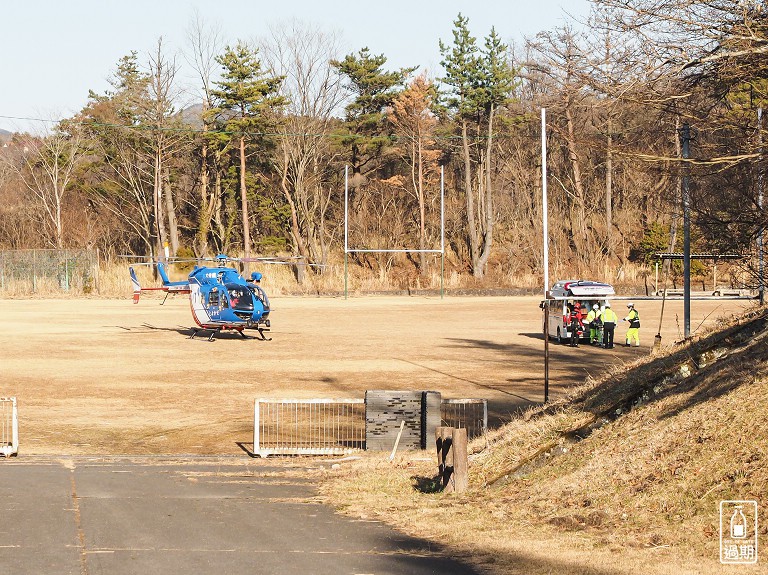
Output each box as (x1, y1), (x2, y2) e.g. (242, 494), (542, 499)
(0, 254), (710, 298)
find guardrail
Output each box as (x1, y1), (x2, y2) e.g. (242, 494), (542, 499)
(1, 397), (18, 457)
(253, 398), (365, 457)
(654, 289), (756, 298)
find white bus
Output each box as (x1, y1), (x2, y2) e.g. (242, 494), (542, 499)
(541, 280), (615, 343)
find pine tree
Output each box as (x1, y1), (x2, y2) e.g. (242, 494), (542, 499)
(207, 42), (286, 264)
(440, 15), (518, 277)
(332, 48), (416, 183)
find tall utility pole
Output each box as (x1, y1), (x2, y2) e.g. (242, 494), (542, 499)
(759, 108), (765, 306)
(679, 122), (692, 338)
(606, 116), (613, 256)
(542, 108), (549, 296)
(541, 108), (550, 403)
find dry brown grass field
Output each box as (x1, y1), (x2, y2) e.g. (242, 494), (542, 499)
(2, 294), (761, 575)
(0, 294), (752, 455)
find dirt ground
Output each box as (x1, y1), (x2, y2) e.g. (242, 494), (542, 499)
(0, 294), (753, 455)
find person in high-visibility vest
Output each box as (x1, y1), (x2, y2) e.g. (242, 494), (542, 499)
(586, 303), (599, 344)
(623, 302), (640, 347)
(600, 302), (619, 349)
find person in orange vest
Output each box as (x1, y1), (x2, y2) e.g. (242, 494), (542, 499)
(568, 302), (584, 347)
(600, 302), (619, 349)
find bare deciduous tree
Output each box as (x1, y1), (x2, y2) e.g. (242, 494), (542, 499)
(528, 26), (591, 254)
(185, 11), (224, 257)
(387, 73), (441, 272)
(260, 21), (345, 274)
(3, 124), (84, 248)
(144, 37), (187, 259)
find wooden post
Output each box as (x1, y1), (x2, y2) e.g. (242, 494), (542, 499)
(544, 297), (549, 403)
(451, 427), (468, 493)
(95, 247), (101, 294)
(435, 426), (447, 470)
(436, 426), (453, 491)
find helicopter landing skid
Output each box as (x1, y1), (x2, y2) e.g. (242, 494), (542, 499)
(188, 327), (221, 342)
(187, 326), (271, 341)
(255, 327), (272, 341)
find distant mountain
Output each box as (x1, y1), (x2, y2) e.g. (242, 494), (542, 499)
(0, 128), (11, 143)
(177, 104), (204, 129)
(176, 104), (239, 130)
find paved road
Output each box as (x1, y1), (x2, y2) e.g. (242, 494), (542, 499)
(0, 457), (480, 575)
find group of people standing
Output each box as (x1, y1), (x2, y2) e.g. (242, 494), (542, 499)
(565, 302), (640, 349)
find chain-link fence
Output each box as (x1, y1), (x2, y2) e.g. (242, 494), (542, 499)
(0, 249), (99, 294)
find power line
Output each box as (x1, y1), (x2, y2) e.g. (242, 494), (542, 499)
(0, 114), (59, 125)
(0, 113), (533, 142)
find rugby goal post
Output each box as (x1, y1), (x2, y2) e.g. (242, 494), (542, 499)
(343, 165), (445, 298)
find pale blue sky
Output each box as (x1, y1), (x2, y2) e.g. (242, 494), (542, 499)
(0, 0), (591, 133)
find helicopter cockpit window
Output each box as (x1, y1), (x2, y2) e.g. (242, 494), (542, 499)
(250, 284), (269, 308)
(226, 284), (254, 311)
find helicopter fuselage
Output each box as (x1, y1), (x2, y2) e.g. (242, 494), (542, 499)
(188, 265), (270, 336)
(130, 256), (272, 341)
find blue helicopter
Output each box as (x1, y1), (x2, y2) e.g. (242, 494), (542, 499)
(130, 254), (271, 341)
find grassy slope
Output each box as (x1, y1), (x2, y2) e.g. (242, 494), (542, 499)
(322, 308), (768, 574)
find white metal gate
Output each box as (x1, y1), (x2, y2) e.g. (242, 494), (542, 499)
(441, 398), (487, 440)
(253, 399), (365, 457)
(253, 396), (487, 457)
(0, 397), (18, 457)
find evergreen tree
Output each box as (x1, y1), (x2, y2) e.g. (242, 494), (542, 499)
(332, 48), (416, 182)
(207, 42), (286, 264)
(440, 14), (518, 277)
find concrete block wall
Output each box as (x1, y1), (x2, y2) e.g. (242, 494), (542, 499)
(364, 390), (441, 451)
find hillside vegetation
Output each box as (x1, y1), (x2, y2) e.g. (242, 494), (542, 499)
(323, 307), (768, 574)
(2, 4), (767, 296)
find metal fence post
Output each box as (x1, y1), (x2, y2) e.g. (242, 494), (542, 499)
(253, 399), (261, 457)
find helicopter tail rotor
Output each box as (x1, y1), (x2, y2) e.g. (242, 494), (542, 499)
(129, 267), (141, 304)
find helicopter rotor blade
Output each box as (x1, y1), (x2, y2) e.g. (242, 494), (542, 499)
(117, 255), (200, 265)
(236, 256), (326, 268)
(132, 253), (328, 269)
